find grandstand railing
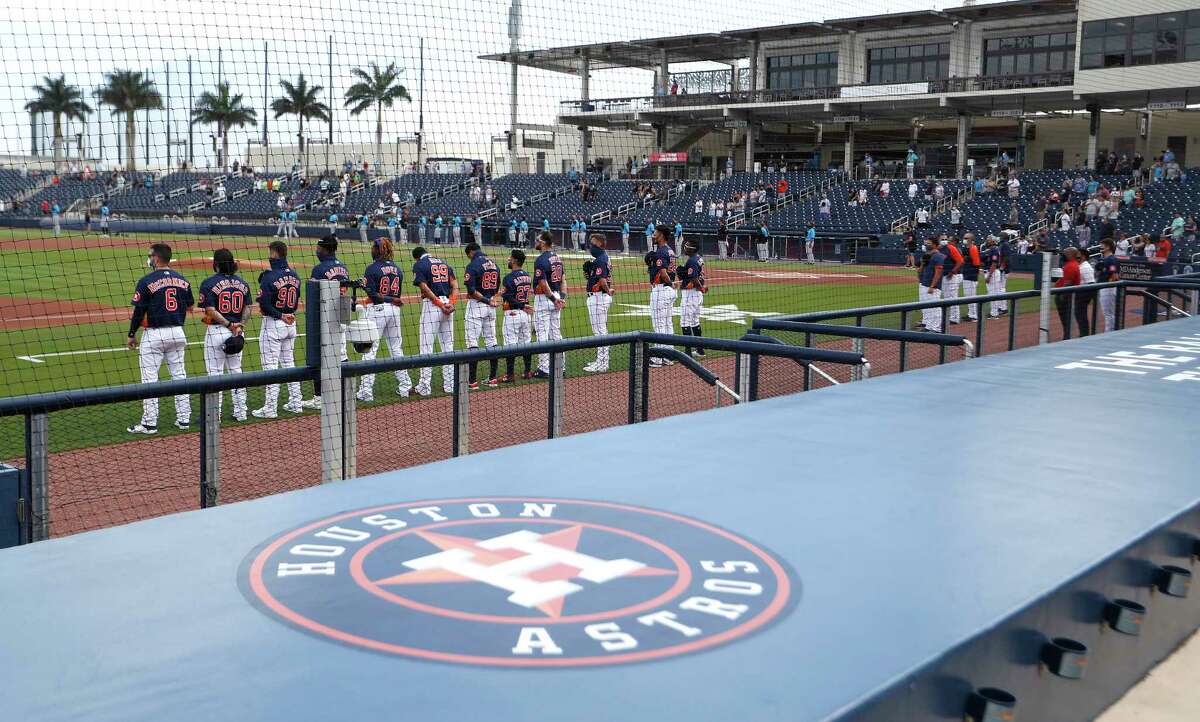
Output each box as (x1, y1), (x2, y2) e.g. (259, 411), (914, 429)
(0, 280), (869, 543)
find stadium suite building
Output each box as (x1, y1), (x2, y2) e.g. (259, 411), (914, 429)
(484, 0), (1200, 177)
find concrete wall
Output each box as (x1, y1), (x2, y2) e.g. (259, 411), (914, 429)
(1075, 0), (1200, 95)
(1025, 110), (1200, 168)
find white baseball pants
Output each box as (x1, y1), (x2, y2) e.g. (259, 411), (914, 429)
(259, 316), (302, 412)
(359, 304), (413, 399)
(650, 285), (677, 343)
(417, 298), (455, 394)
(985, 272), (1003, 317)
(1099, 287), (1117, 332)
(465, 299), (498, 349)
(805, 241), (816, 263)
(533, 294), (562, 373)
(942, 273), (962, 323)
(452, 227), (461, 244)
(920, 286), (943, 330)
(203, 324), (246, 419)
(586, 292), (612, 368)
(961, 275), (979, 320)
(680, 288), (704, 328)
(137, 326), (190, 427)
(622, 233), (630, 254)
(503, 308), (532, 345)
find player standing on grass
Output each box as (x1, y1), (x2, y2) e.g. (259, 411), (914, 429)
(419, 213), (429, 246)
(499, 249), (534, 382)
(646, 224), (677, 366)
(300, 236), (351, 409)
(357, 238), (413, 403)
(645, 220), (656, 253)
(99, 203), (110, 236)
(532, 231), (565, 378)
(411, 246), (458, 396)
(287, 208), (299, 239)
(622, 219), (631, 254)
(472, 215), (483, 245)
(583, 233), (613, 372)
(805, 224), (817, 263)
(252, 241), (305, 418)
(678, 238), (707, 357)
(462, 242), (501, 389)
(275, 208), (288, 238)
(199, 249), (251, 422)
(918, 237), (945, 332)
(126, 243), (194, 434)
(452, 213), (463, 245)
(1097, 238), (1120, 332)
(960, 233), (981, 322)
(940, 237), (964, 325)
(433, 214), (444, 245)
(674, 220), (684, 257)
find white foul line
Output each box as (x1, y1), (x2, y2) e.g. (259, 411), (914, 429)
(14, 332), (306, 364)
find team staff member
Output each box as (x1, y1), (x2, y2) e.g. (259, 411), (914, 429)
(918, 238), (945, 331)
(621, 219), (631, 254)
(412, 246), (459, 395)
(386, 214), (398, 246)
(275, 208), (288, 238)
(1054, 247), (1087, 337)
(940, 237), (964, 325)
(647, 224), (678, 366)
(532, 231), (565, 378)
(287, 208), (299, 238)
(996, 234), (1012, 313)
(982, 235), (1003, 318)
(302, 236), (351, 409)
(756, 223), (770, 262)
(960, 233), (982, 322)
(805, 225), (817, 264)
(463, 242), (501, 389)
(357, 238), (413, 403)
(678, 238), (707, 358)
(199, 249), (251, 422)
(471, 215), (483, 245)
(126, 243), (194, 434)
(499, 250), (534, 382)
(99, 203), (111, 236)
(452, 214), (463, 245)
(1097, 238), (1121, 332)
(644, 221), (656, 253)
(673, 220), (684, 257)
(583, 234), (613, 372)
(252, 241), (305, 418)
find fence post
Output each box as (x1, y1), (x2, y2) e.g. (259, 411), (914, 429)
(201, 392), (220, 508)
(627, 341), (644, 423)
(1116, 286), (1126, 330)
(1038, 251), (1053, 345)
(453, 361), (470, 455)
(28, 413), (48, 542)
(748, 353), (760, 401)
(850, 338), (865, 382)
(317, 280), (345, 484)
(547, 352), (563, 439)
(342, 377), (358, 478)
(1189, 287), (1199, 317)
(736, 351), (752, 400)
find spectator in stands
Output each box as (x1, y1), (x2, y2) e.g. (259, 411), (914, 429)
(933, 182), (945, 202)
(818, 195), (831, 222)
(1075, 210), (1090, 249)
(1016, 234), (1031, 255)
(857, 186), (868, 206)
(914, 206), (930, 230)
(1010, 203), (1024, 231)
(1055, 208), (1072, 233)
(949, 204), (962, 234)
(1184, 216), (1197, 243)
(1170, 212), (1185, 243)
(907, 180), (918, 200)
(879, 180), (890, 198)
(1155, 232), (1172, 262)
(1006, 174), (1020, 198)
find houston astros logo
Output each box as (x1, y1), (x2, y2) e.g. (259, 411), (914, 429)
(241, 498), (796, 667)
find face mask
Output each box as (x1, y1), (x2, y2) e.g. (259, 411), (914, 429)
(589, 245), (603, 258)
(147, 256), (155, 269)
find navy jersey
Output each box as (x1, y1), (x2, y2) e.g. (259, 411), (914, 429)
(501, 269), (533, 310)
(998, 241), (1012, 271)
(258, 258), (301, 318)
(981, 246), (1000, 270)
(679, 254), (705, 290)
(412, 254), (456, 298)
(534, 250), (564, 295)
(198, 272), (251, 323)
(312, 256), (349, 285)
(649, 245), (677, 284)
(1097, 254), (1121, 283)
(464, 253), (501, 300)
(363, 260), (403, 304)
(587, 250), (611, 293)
(920, 251), (945, 288)
(131, 269), (194, 329)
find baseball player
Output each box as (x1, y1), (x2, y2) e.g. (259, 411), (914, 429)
(577, 218), (588, 251)
(358, 213), (370, 244)
(507, 218), (518, 247)
(918, 237), (945, 331)
(386, 214), (398, 245)
(357, 238), (413, 402)
(805, 224), (817, 263)
(756, 223), (770, 263)
(519, 218), (530, 247)
(982, 236), (1003, 319)
(940, 236), (964, 325)
(647, 224), (677, 366)
(274, 208), (288, 237)
(583, 233), (613, 372)
(301, 235), (352, 409)
(412, 245), (458, 395)
(996, 234), (1012, 313)
(678, 238), (707, 358)
(418, 214), (429, 246)
(673, 220), (684, 257)
(252, 241), (305, 418)
(452, 214), (463, 245)
(199, 249), (251, 421)
(327, 211), (339, 236)
(463, 242), (501, 389)
(531, 231), (565, 378)
(499, 249), (534, 382)
(644, 221), (656, 253)
(287, 208), (299, 239)
(472, 215), (483, 245)
(1097, 238), (1121, 332)
(433, 214), (444, 244)
(126, 243), (194, 434)
(99, 203), (111, 237)
(621, 219), (631, 254)
(570, 218), (580, 250)
(51, 202), (61, 237)
(960, 233), (982, 322)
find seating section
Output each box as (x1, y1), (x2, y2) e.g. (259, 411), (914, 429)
(0, 169), (44, 205)
(24, 175), (119, 210)
(618, 172), (827, 232)
(765, 179), (971, 234)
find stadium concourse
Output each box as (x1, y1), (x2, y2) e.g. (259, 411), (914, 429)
(1, 317), (1198, 721)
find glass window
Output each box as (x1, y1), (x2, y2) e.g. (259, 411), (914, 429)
(1034, 34), (1050, 48)
(1050, 33), (1066, 46)
(869, 66), (880, 83)
(1015, 54), (1031, 73)
(1000, 55), (1015, 74)
(1031, 53), (1047, 73)
(1082, 21), (1104, 38)
(1080, 53), (1102, 69)
(1186, 42), (1200, 60)
(881, 64), (895, 83)
(1103, 35), (1127, 52)
(1134, 16), (1157, 32)
(1081, 36), (1103, 53)
(1107, 18), (1131, 34)
(1190, 10), (1200, 27)
(895, 45), (909, 59)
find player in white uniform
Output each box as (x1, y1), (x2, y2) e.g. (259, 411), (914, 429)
(583, 234), (614, 372)
(198, 249), (251, 421)
(646, 224), (678, 366)
(531, 231), (565, 377)
(252, 241), (305, 418)
(677, 238), (707, 358)
(357, 238), (413, 402)
(462, 242), (502, 389)
(125, 243), (193, 434)
(499, 250), (535, 382)
(411, 246), (459, 396)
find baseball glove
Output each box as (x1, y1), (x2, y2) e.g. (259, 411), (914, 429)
(582, 260), (594, 276)
(643, 251), (656, 267)
(222, 334), (245, 355)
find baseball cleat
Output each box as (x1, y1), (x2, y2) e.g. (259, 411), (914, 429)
(532, 370), (550, 379)
(649, 358), (665, 368)
(251, 408), (278, 419)
(233, 412), (248, 422)
(283, 402), (305, 414)
(355, 393), (373, 403)
(174, 420), (190, 431)
(414, 387), (433, 397)
(126, 423), (157, 435)
(298, 396), (322, 410)
(484, 378), (499, 388)
(522, 371), (534, 380)
(396, 388), (411, 398)
(468, 381), (480, 391)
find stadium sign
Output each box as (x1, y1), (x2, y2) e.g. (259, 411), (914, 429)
(831, 115), (861, 124)
(989, 109), (1024, 118)
(723, 120), (749, 129)
(241, 498), (796, 667)
(1147, 101), (1186, 111)
(650, 151), (689, 164)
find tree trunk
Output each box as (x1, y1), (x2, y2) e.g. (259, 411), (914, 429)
(52, 114), (64, 173)
(126, 111), (137, 172)
(222, 133), (230, 174)
(299, 116), (306, 169)
(375, 106), (383, 174)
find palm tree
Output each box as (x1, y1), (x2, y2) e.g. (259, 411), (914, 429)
(344, 62), (411, 172)
(25, 75), (92, 171)
(94, 70), (162, 172)
(191, 82), (257, 171)
(271, 74), (330, 168)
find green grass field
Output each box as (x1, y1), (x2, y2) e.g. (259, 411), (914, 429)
(0, 227), (1029, 457)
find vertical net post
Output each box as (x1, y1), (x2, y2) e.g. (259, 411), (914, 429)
(547, 351), (563, 439)
(28, 413), (49, 542)
(342, 377), (358, 478)
(628, 341), (645, 424)
(318, 280), (344, 484)
(453, 361), (470, 456)
(737, 351), (752, 401)
(1039, 251), (1053, 345)
(201, 392), (220, 508)
(850, 338), (865, 382)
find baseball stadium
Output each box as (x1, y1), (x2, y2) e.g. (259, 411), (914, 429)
(1, 0), (1199, 719)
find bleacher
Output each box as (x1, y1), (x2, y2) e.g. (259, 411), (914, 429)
(762, 178), (971, 234)
(617, 172), (827, 232)
(0, 168), (44, 206)
(24, 174), (121, 211)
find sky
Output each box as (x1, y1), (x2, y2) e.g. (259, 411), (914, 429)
(0, 0), (992, 169)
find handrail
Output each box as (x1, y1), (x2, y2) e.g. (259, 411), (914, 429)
(755, 320), (966, 347)
(647, 348), (717, 386)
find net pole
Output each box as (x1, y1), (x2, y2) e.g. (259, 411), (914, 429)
(1039, 251), (1052, 345)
